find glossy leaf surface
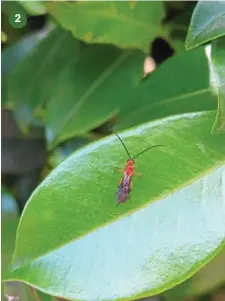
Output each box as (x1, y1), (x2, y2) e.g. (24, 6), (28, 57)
(210, 37), (225, 134)
(185, 1), (225, 50)
(5, 111), (225, 300)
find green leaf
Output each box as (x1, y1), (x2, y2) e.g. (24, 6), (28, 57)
(43, 47), (217, 147)
(35, 290), (57, 301)
(209, 37), (225, 134)
(44, 42), (123, 147)
(5, 111), (225, 300)
(115, 48), (216, 131)
(185, 1), (225, 50)
(45, 1), (165, 52)
(2, 1), (25, 17)
(8, 26), (216, 148)
(1, 190), (55, 301)
(2, 31), (45, 107)
(17, 1), (46, 16)
(164, 246), (225, 301)
(213, 89), (225, 134)
(7, 27), (81, 124)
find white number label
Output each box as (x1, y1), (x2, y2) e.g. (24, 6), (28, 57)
(15, 14), (21, 23)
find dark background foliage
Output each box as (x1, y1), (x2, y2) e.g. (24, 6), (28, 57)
(2, 1), (225, 301)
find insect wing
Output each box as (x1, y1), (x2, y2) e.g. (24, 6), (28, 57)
(117, 183), (130, 203)
(117, 174), (132, 204)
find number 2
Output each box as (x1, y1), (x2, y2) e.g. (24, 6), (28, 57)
(15, 14), (21, 23)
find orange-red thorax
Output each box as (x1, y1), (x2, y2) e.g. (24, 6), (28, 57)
(125, 159), (135, 176)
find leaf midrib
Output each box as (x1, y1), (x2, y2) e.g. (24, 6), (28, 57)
(11, 158), (225, 271)
(51, 51), (132, 145)
(11, 30), (68, 106)
(119, 88), (212, 122)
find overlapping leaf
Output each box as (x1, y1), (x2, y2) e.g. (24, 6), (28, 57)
(4, 111), (225, 300)
(7, 27), (81, 126)
(45, 1), (165, 52)
(185, 1), (225, 50)
(45, 46), (216, 148)
(2, 31), (44, 107)
(115, 48), (216, 131)
(7, 26), (216, 148)
(209, 37), (225, 133)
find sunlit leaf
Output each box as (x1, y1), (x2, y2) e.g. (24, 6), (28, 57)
(185, 1), (225, 50)
(209, 37), (225, 134)
(4, 111), (225, 300)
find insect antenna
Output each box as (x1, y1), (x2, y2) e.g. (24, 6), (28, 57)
(132, 144), (165, 160)
(115, 133), (132, 159)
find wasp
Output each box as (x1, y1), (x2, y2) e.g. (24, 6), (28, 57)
(115, 134), (164, 205)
